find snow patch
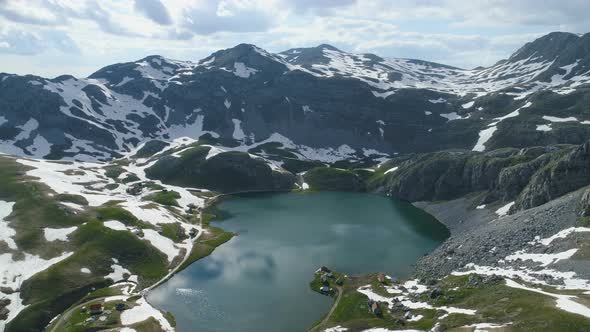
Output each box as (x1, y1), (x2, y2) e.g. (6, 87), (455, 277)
(142, 229), (180, 262)
(495, 201), (515, 217)
(120, 297), (174, 331)
(439, 112), (465, 121)
(543, 115), (578, 123)
(0, 201), (16, 249)
(233, 62), (258, 78)
(462, 101), (475, 109)
(428, 98), (446, 104)
(472, 126), (498, 152)
(43, 226), (77, 242)
(232, 119), (246, 140)
(384, 166), (399, 175)
(536, 124), (552, 132)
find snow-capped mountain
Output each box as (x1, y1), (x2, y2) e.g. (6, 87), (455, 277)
(2, 31), (590, 162)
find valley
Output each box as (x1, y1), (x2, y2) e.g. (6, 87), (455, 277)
(2, 31), (590, 332)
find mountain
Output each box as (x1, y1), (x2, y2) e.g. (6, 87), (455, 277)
(3, 32), (590, 332)
(1, 32), (590, 164)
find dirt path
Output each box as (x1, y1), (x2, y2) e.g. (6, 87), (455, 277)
(48, 209), (205, 332)
(310, 285), (343, 332)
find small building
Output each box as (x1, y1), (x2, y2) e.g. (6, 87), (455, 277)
(115, 303), (126, 311)
(189, 228), (198, 238)
(321, 274), (329, 284)
(130, 227), (143, 237)
(320, 286), (332, 294)
(126, 183), (144, 196)
(89, 303), (103, 315)
(377, 273), (386, 283)
(371, 302), (382, 316)
(335, 278), (343, 286)
(320, 266), (331, 273)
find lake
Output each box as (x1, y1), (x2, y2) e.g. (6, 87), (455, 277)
(147, 191), (449, 332)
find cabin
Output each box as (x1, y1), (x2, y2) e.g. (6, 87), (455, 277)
(186, 203), (197, 214)
(371, 302), (382, 316)
(126, 183), (144, 196)
(320, 286), (332, 294)
(320, 266), (331, 273)
(377, 273), (386, 283)
(321, 274), (329, 284)
(130, 227), (143, 237)
(189, 228), (198, 238)
(367, 300), (382, 316)
(89, 303), (103, 315)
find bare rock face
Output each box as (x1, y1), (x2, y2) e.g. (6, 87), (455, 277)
(0, 297), (11, 320)
(578, 188), (590, 217)
(145, 146), (295, 193)
(516, 141), (590, 210)
(382, 140), (590, 217)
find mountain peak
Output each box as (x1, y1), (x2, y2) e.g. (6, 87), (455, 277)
(316, 44), (341, 51)
(509, 31), (580, 62)
(197, 43), (288, 76)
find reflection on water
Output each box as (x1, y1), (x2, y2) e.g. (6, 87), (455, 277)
(148, 192), (448, 332)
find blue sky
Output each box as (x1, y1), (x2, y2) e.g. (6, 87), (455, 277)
(1, 0), (589, 77)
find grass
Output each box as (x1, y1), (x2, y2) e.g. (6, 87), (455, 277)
(179, 226), (234, 271)
(309, 270), (590, 332)
(121, 174), (140, 184)
(304, 167), (365, 191)
(311, 273), (402, 331)
(143, 190), (181, 207)
(426, 275), (590, 331)
(94, 204), (153, 230)
(159, 222), (188, 243)
(55, 193), (89, 206)
(130, 317), (167, 332)
(8, 219), (169, 332)
(0, 158), (87, 257)
(134, 139), (170, 158)
(145, 146), (295, 193)
(104, 165), (125, 179)
(49, 297), (132, 332)
(202, 201), (231, 224)
(78, 285), (122, 302)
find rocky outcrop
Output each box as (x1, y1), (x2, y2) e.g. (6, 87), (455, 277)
(382, 142), (590, 215)
(492, 148), (556, 202)
(578, 188), (590, 217)
(516, 141), (590, 210)
(303, 167), (364, 191)
(145, 146), (295, 193)
(383, 148), (534, 202)
(415, 188), (585, 277)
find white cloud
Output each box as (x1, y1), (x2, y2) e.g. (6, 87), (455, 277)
(0, 0), (589, 76)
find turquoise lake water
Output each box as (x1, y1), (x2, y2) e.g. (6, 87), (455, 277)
(148, 191), (448, 332)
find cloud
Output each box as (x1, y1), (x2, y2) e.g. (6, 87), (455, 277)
(279, 0), (357, 14)
(134, 0), (173, 25)
(1, 0), (590, 77)
(0, 28), (79, 55)
(180, 1), (276, 35)
(0, 0), (63, 25)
